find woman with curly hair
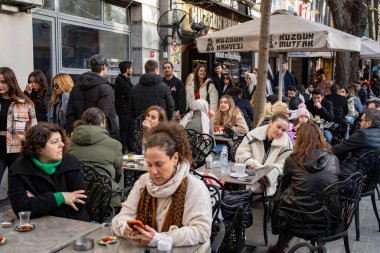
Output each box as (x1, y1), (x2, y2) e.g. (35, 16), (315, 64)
(25, 70), (49, 122)
(112, 122), (212, 251)
(47, 73), (74, 128)
(214, 95), (248, 136)
(8, 123), (89, 221)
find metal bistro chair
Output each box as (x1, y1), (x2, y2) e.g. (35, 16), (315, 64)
(132, 114), (144, 154)
(190, 169), (225, 253)
(229, 134), (246, 162)
(186, 129), (215, 169)
(81, 162), (130, 223)
(354, 147), (380, 241)
(276, 172), (365, 253)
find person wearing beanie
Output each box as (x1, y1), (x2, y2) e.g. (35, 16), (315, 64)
(294, 104), (311, 132)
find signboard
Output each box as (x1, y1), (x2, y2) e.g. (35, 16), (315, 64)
(269, 32), (321, 50)
(215, 52), (241, 61)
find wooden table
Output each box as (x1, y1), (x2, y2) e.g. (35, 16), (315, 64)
(58, 227), (203, 253)
(0, 216), (100, 253)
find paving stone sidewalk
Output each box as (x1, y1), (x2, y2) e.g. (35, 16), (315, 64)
(247, 196), (380, 253)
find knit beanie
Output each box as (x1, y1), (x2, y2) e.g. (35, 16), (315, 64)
(296, 103), (310, 119)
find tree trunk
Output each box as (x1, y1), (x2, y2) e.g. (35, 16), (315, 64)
(252, 0), (272, 127)
(375, 0), (379, 41)
(326, 0), (368, 83)
(369, 0), (375, 39)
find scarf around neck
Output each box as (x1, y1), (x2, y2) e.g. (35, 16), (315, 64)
(31, 157), (62, 175)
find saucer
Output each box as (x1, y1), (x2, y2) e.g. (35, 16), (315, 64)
(0, 237), (6, 245)
(230, 172), (249, 178)
(98, 236), (118, 245)
(15, 224), (35, 232)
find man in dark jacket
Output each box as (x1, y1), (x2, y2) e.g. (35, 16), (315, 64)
(162, 62), (186, 120)
(333, 109), (380, 175)
(273, 62), (296, 95)
(66, 54), (120, 140)
(306, 88), (334, 143)
(211, 63), (223, 98)
(114, 61), (133, 152)
(128, 60), (174, 120)
(325, 83), (348, 125)
(287, 86), (303, 110)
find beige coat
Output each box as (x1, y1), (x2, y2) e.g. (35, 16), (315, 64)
(216, 112), (249, 136)
(235, 124), (293, 196)
(112, 162), (212, 252)
(186, 78), (218, 111)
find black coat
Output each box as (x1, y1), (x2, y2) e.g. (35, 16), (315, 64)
(333, 125), (380, 175)
(128, 73), (174, 120)
(325, 93), (348, 124)
(65, 72), (119, 140)
(306, 98), (334, 122)
(24, 90), (48, 122)
(271, 150), (341, 234)
(211, 74), (223, 98)
(8, 154), (89, 221)
(162, 75), (186, 116)
(114, 74), (133, 116)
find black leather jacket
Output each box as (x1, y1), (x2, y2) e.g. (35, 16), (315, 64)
(271, 149), (341, 234)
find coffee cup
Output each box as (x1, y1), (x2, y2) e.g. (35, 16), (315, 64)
(233, 163), (246, 176)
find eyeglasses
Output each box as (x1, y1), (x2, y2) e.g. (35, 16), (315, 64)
(223, 77), (229, 80)
(359, 118), (368, 123)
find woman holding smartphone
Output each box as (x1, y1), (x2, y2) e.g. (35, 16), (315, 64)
(112, 122), (212, 251)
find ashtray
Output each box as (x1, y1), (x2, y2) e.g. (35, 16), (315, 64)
(73, 237), (94, 251)
(15, 224), (35, 232)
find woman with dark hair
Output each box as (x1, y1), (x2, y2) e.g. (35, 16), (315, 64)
(8, 123), (89, 221)
(69, 107), (123, 209)
(25, 70), (49, 122)
(186, 65), (218, 111)
(47, 73), (74, 128)
(142, 105), (167, 131)
(112, 122), (212, 251)
(0, 67), (37, 183)
(269, 123), (340, 253)
(221, 73), (233, 96)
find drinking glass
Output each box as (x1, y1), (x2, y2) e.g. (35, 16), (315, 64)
(18, 211), (31, 226)
(101, 223), (113, 237)
(106, 240), (120, 253)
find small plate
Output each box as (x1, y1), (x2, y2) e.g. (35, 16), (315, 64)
(15, 224), (35, 232)
(0, 237), (6, 245)
(230, 172), (249, 178)
(98, 236), (117, 245)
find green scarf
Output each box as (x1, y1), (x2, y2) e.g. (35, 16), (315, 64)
(31, 157), (62, 175)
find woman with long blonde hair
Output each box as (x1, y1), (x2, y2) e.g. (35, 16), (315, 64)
(214, 95), (248, 136)
(47, 73), (74, 128)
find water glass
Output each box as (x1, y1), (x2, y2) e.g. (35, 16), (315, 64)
(221, 163), (231, 174)
(18, 211), (31, 226)
(101, 223), (113, 237)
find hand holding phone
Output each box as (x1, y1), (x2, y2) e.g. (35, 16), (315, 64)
(127, 220), (145, 231)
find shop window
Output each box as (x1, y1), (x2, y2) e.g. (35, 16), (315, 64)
(42, 0), (55, 11)
(58, 0), (101, 21)
(61, 23), (129, 69)
(104, 3), (128, 26)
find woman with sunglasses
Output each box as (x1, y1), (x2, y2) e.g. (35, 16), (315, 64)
(221, 74), (233, 96)
(0, 67), (37, 183)
(25, 70), (49, 122)
(47, 73), (74, 128)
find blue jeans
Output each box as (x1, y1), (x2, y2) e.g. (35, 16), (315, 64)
(323, 129), (333, 144)
(345, 116), (357, 140)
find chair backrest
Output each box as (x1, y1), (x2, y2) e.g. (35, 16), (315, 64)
(230, 134), (245, 162)
(186, 129), (215, 168)
(190, 168), (225, 200)
(356, 147), (380, 194)
(81, 162), (113, 223)
(132, 114), (145, 154)
(278, 172), (364, 239)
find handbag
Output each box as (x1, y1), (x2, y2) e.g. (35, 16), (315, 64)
(223, 125), (235, 138)
(221, 189), (254, 228)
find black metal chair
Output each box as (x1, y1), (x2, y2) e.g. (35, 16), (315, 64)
(81, 162), (114, 223)
(132, 114), (144, 154)
(275, 172), (365, 253)
(354, 147), (380, 241)
(186, 129), (215, 168)
(229, 134), (245, 162)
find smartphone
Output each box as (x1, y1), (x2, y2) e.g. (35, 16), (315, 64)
(127, 220), (145, 230)
(1, 218), (15, 228)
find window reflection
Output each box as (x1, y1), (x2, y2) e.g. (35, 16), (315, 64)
(61, 23), (129, 69)
(59, 0), (101, 21)
(104, 3), (128, 25)
(42, 0), (55, 11)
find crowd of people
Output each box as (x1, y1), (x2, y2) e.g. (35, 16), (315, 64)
(2, 55), (380, 252)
